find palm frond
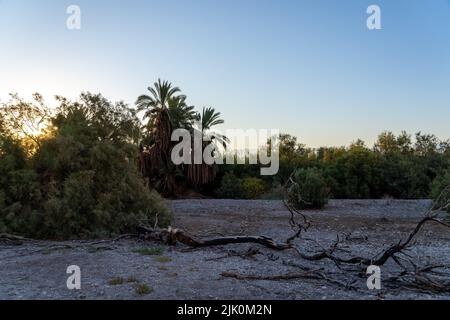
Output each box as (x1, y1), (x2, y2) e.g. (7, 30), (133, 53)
(201, 107), (224, 130)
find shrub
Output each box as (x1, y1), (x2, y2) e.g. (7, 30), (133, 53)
(241, 177), (266, 199)
(135, 284), (153, 295)
(216, 172), (244, 199)
(260, 183), (285, 200)
(127, 276), (139, 283)
(0, 93), (172, 239)
(430, 170), (450, 213)
(288, 168), (329, 209)
(108, 277), (124, 285)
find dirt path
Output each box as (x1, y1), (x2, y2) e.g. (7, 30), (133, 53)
(1, 200), (449, 300)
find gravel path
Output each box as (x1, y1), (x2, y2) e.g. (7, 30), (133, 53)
(1, 200), (449, 300)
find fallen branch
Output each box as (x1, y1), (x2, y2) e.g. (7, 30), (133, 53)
(137, 178), (450, 295)
(0, 233), (33, 245)
(137, 226), (292, 250)
(221, 270), (358, 290)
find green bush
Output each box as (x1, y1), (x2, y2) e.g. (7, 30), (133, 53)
(288, 168), (329, 209)
(216, 172), (244, 199)
(430, 170), (450, 213)
(241, 177), (266, 199)
(260, 183), (285, 200)
(135, 283), (153, 295)
(0, 93), (171, 239)
(213, 131), (450, 200)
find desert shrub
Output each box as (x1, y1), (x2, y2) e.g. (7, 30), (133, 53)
(0, 93), (171, 239)
(241, 177), (266, 199)
(0, 133), (43, 235)
(260, 183), (285, 200)
(135, 283), (153, 295)
(430, 170), (450, 213)
(216, 172), (244, 199)
(288, 168), (329, 209)
(108, 277), (125, 286)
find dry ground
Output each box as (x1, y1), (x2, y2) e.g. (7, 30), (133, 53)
(1, 199), (449, 300)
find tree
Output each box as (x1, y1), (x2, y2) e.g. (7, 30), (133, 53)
(288, 168), (329, 209)
(216, 172), (244, 199)
(0, 93), (171, 239)
(168, 95), (197, 130)
(198, 106), (229, 151)
(0, 93), (52, 154)
(397, 131), (413, 154)
(185, 107), (228, 187)
(374, 131), (399, 154)
(136, 79), (180, 155)
(415, 132), (439, 156)
(137, 80), (228, 194)
(136, 80), (184, 194)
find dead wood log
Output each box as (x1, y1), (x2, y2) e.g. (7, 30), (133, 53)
(0, 233), (27, 241)
(136, 226), (292, 250)
(282, 182), (450, 268)
(221, 271), (320, 281)
(386, 271), (450, 294)
(137, 179), (450, 294)
(0, 233), (30, 245)
(221, 270), (358, 290)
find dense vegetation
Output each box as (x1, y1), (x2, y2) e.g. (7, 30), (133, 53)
(287, 168), (329, 209)
(216, 132), (450, 207)
(0, 93), (171, 239)
(137, 80), (227, 196)
(1, 80), (449, 239)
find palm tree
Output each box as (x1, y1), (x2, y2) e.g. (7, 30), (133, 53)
(137, 79), (228, 194)
(136, 79), (182, 195)
(199, 106), (229, 149)
(136, 79), (181, 114)
(186, 107), (228, 186)
(168, 95), (197, 130)
(200, 107), (224, 131)
(136, 79), (181, 155)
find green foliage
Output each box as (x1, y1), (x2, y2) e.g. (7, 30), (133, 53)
(216, 172), (244, 199)
(218, 131), (450, 201)
(241, 177), (266, 199)
(108, 277), (125, 286)
(135, 283), (153, 295)
(288, 168), (329, 209)
(136, 80), (228, 194)
(127, 276), (139, 283)
(259, 183), (285, 200)
(0, 93), (171, 239)
(430, 170), (450, 213)
(324, 142), (383, 199)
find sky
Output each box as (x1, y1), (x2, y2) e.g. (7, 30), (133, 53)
(0, 0), (449, 147)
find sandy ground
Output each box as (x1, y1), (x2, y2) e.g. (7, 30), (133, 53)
(1, 199), (449, 300)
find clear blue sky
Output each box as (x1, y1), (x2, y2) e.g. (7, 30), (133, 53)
(1, 0), (449, 147)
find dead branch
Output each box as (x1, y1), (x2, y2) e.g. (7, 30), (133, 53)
(0, 233), (36, 245)
(135, 177), (450, 295)
(386, 271), (450, 294)
(137, 226), (292, 250)
(221, 270), (358, 291)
